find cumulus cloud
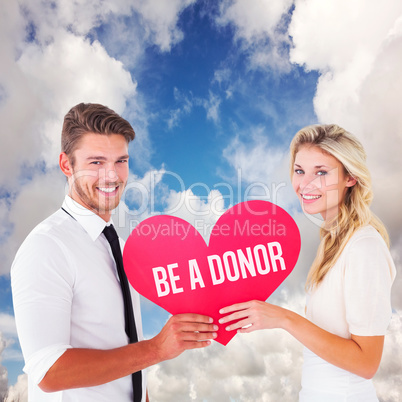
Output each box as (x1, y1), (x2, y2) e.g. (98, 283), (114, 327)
(0, 0), (139, 213)
(0, 1), (198, 395)
(199, 3), (402, 401)
(0, 0), (199, 275)
(374, 311), (402, 401)
(202, 91), (222, 124)
(221, 127), (294, 211)
(167, 88), (194, 129)
(0, 315), (17, 339)
(0, 333), (8, 400)
(0, 169), (66, 275)
(167, 87), (223, 129)
(213, 68), (234, 100)
(0, 325), (27, 401)
(2, 1), (402, 400)
(216, 0), (294, 72)
(137, 134), (319, 401)
(147, 290), (305, 402)
(0, 324), (25, 401)
(130, 0), (196, 51)
(289, 0), (402, 310)
(4, 374), (28, 402)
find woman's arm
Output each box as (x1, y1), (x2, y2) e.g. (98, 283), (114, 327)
(219, 300), (384, 379)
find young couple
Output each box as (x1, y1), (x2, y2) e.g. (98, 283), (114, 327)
(12, 103), (395, 401)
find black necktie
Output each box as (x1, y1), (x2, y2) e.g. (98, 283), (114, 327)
(103, 224), (142, 402)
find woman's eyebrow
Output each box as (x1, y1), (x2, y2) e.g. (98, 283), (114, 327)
(294, 163), (331, 169)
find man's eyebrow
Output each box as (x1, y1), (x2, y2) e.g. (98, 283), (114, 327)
(86, 155), (130, 161)
(87, 156), (107, 161)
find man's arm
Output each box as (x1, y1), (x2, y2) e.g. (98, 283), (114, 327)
(39, 313), (217, 392)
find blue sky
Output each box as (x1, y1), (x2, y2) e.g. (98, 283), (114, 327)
(1, 1), (402, 400)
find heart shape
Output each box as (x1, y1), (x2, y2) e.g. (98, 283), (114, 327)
(123, 200), (300, 345)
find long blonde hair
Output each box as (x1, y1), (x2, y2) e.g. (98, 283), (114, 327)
(289, 124), (389, 289)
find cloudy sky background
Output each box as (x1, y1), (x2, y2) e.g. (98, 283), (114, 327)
(1, 0), (401, 401)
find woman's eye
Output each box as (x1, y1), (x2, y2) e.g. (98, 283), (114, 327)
(317, 170), (328, 176)
(294, 169), (304, 175)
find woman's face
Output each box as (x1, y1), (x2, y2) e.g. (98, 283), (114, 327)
(292, 145), (356, 221)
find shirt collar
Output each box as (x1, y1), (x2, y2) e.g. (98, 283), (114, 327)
(62, 195), (112, 241)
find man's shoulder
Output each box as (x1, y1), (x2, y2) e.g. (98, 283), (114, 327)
(28, 208), (71, 239)
(16, 208), (79, 256)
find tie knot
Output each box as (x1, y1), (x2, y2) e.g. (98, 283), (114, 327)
(103, 224), (118, 244)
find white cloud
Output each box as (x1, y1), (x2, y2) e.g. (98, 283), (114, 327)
(287, 3), (402, 400)
(203, 91), (222, 124)
(219, 0), (292, 42)
(289, 0), (402, 74)
(147, 290), (304, 401)
(2, 1), (401, 400)
(0, 333), (9, 400)
(216, 0), (294, 72)
(4, 374), (28, 402)
(222, 129), (286, 183)
(131, 0), (196, 51)
(161, 188), (226, 242)
(17, 31), (137, 166)
(0, 328), (26, 400)
(221, 127), (295, 213)
(374, 311), (402, 401)
(167, 88), (223, 128)
(0, 0), (197, 275)
(115, 170), (226, 243)
(167, 88), (194, 129)
(213, 68), (232, 85)
(0, 315), (17, 339)
(0, 169), (66, 275)
(289, 0), (402, 303)
(17, 0), (195, 52)
(0, 1), (139, 193)
(114, 168), (167, 239)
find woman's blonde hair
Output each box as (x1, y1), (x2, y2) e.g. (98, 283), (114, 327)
(289, 124), (389, 289)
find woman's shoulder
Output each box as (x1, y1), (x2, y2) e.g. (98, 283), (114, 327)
(345, 225), (387, 251)
(342, 225), (396, 280)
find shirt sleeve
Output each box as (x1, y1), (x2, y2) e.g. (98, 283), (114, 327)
(11, 232), (75, 384)
(344, 233), (395, 336)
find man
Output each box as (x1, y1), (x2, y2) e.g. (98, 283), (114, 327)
(11, 103), (217, 401)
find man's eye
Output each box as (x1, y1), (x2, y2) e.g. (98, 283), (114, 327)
(90, 161), (101, 165)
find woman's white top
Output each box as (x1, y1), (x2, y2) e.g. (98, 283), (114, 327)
(299, 225), (396, 401)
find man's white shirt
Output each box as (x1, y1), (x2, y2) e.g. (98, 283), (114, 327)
(11, 196), (146, 401)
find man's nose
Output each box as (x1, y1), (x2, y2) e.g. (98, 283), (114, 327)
(99, 165), (118, 181)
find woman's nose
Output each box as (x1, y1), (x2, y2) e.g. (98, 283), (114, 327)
(300, 174), (321, 192)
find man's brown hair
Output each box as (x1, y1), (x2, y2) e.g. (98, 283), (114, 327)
(61, 103), (135, 165)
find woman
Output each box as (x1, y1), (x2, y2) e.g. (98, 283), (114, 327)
(219, 124), (396, 401)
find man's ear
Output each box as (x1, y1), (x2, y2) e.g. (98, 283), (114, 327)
(59, 152), (73, 177)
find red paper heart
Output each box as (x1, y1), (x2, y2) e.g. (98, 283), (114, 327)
(123, 200), (300, 345)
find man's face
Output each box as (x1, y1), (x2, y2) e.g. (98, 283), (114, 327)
(66, 133), (129, 221)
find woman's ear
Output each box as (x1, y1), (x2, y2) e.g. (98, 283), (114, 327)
(346, 175), (357, 188)
(59, 152), (73, 177)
